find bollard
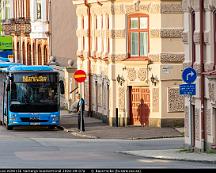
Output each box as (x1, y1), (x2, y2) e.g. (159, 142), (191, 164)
(116, 108), (118, 127)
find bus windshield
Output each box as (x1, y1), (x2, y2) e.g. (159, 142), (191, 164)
(10, 82), (59, 112)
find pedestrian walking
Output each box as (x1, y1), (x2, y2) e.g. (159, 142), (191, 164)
(76, 93), (85, 132)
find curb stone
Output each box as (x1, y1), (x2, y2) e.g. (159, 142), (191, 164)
(61, 126), (98, 139)
(119, 150), (216, 164)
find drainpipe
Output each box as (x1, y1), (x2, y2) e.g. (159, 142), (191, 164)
(84, 0), (92, 116)
(200, 0), (206, 152)
(48, 0), (52, 58)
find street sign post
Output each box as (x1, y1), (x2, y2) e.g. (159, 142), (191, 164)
(182, 67), (197, 84)
(74, 70), (87, 83)
(180, 67), (197, 149)
(73, 70), (87, 132)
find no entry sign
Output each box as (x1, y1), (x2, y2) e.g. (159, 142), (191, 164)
(74, 70), (87, 83)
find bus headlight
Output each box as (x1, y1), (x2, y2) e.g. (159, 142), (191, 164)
(10, 114), (16, 121)
(51, 115), (59, 122)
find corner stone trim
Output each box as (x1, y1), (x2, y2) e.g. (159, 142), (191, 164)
(150, 29), (183, 38)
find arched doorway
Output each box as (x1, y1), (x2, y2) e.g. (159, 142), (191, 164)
(43, 45), (48, 65)
(17, 42), (20, 63)
(22, 42), (26, 65)
(27, 42), (31, 65)
(32, 42), (36, 65)
(38, 44), (42, 65)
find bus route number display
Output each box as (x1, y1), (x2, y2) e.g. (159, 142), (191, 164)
(22, 76), (48, 83)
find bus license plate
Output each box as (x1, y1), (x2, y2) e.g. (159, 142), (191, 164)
(30, 122), (40, 125)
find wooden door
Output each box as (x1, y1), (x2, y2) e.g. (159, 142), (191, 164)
(130, 87), (150, 126)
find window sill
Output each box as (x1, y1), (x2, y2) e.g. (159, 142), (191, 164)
(124, 57), (149, 61)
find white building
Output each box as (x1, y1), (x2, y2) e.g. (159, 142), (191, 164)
(183, 0), (216, 152)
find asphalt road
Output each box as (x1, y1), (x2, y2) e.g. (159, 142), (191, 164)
(0, 126), (216, 169)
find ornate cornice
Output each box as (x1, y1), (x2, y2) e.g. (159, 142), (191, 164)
(108, 54), (127, 62)
(75, 1), (182, 16)
(150, 29), (183, 38)
(161, 3), (183, 14)
(160, 53), (185, 63)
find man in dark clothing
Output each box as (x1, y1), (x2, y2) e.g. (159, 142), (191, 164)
(76, 93), (85, 132)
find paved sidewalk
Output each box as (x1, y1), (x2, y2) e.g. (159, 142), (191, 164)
(59, 110), (216, 164)
(121, 149), (216, 164)
(60, 110), (183, 139)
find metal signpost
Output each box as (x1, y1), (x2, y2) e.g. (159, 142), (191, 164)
(74, 70), (87, 132)
(180, 67), (197, 149)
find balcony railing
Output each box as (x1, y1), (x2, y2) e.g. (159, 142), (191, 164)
(2, 17), (31, 36)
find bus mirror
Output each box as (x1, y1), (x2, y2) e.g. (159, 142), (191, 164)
(59, 80), (65, 94)
(6, 84), (10, 91)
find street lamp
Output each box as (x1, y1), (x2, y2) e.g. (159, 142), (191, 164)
(117, 74), (125, 86)
(150, 74), (158, 86)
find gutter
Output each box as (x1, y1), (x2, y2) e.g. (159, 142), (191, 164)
(84, 0), (92, 116)
(200, 0), (206, 152)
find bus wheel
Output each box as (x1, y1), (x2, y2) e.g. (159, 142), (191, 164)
(6, 125), (13, 130)
(48, 125), (56, 130)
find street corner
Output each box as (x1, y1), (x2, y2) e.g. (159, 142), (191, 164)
(119, 149), (216, 164)
(71, 131), (99, 139)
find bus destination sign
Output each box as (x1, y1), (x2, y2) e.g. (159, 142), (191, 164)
(22, 76), (48, 83)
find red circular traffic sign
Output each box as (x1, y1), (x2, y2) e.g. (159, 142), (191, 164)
(74, 70), (87, 83)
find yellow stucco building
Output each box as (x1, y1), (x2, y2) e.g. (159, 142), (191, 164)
(73, 0), (184, 127)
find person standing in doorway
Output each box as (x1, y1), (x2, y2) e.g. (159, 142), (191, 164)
(76, 93), (85, 132)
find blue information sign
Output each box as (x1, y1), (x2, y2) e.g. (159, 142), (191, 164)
(182, 67), (197, 84)
(179, 84), (196, 95)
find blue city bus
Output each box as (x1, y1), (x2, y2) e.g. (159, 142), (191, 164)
(0, 61), (64, 130)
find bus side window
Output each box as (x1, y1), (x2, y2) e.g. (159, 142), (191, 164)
(11, 83), (17, 100)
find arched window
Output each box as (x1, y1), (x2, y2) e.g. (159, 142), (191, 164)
(32, 42), (36, 65)
(22, 42), (26, 65)
(38, 44), (42, 65)
(27, 42), (31, 65)
(17, 42), (20, 63)
(128, 13), (149, 59)
(43, 45), (48, 65)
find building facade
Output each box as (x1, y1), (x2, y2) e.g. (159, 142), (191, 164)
(1, 0), (78, 108)
(183, 0), (216, 152)
(1, 0), (49, 65)
(50, 0), (78, 109)
(73, 0), (184, 127)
